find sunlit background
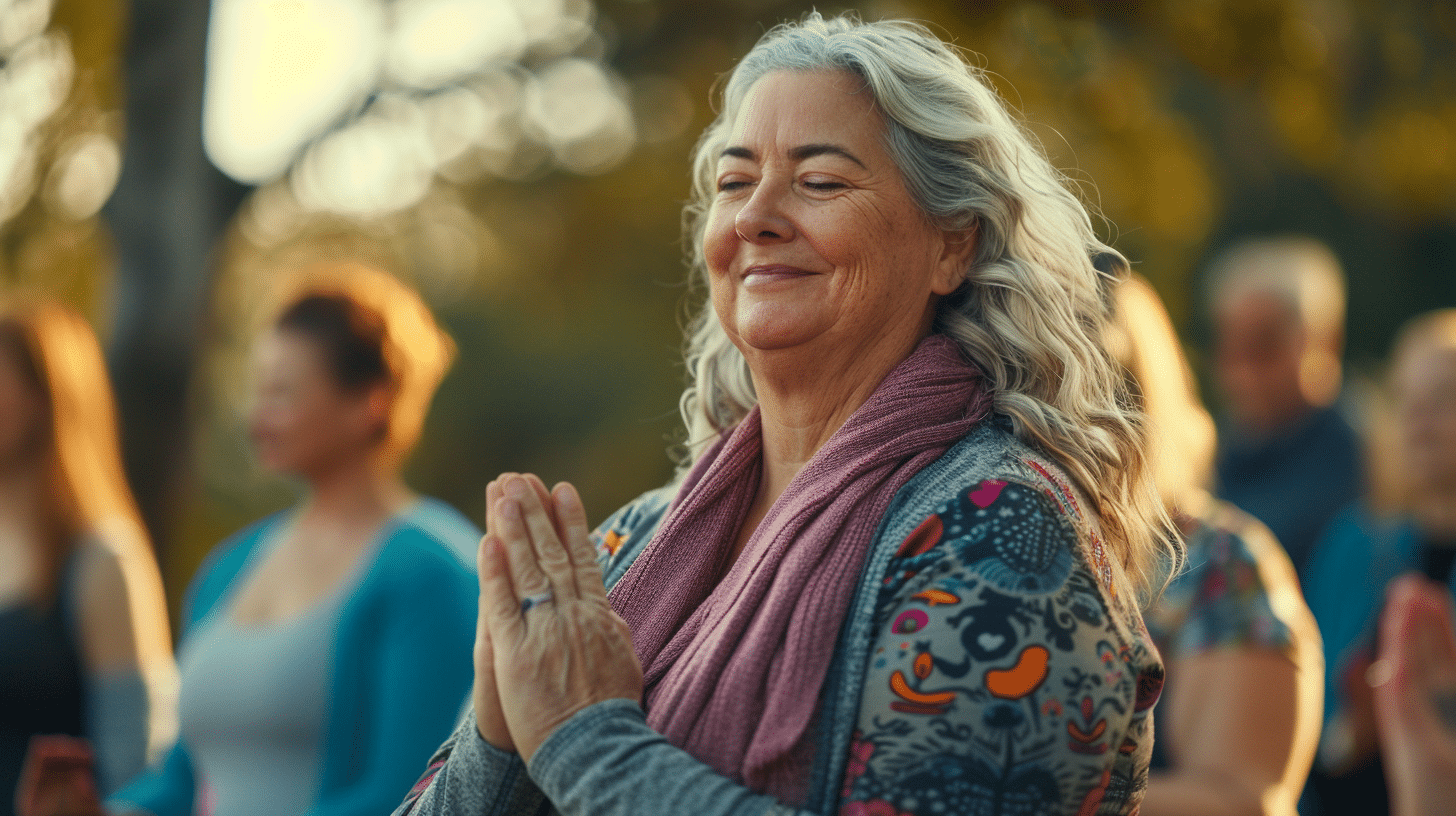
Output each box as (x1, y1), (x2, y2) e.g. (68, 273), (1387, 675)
(1, 0), (1453, 616)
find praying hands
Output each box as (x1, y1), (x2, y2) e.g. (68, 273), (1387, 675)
(472, 474), (643, 762)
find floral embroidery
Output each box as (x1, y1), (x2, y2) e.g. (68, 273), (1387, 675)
(601, 530), (627, 557)
(846, 480), (1160, 816)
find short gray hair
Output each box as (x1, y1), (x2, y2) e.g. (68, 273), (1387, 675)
(1205, 235), (1347, 341)
(678, 12), (1174, 595)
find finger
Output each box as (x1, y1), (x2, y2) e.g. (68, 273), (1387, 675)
(489, 474), (558, 538)
(521, 474), (563, 538)
(504, 477), (577, 601)
(485, 475), (513, 539)
(495, 492), (556, 604)
(552, 482), (606, 599)
(478, 534), (525, 646)
(1384, 575), (1456, 684)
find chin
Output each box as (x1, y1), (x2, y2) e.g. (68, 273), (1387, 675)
(734, 331), (814, 353)
(255, 456), (290, 475)
(252, 445), (296, 475)
(728, 311), (832, 353)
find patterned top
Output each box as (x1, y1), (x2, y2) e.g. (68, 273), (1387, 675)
(594, 470), (1161, 815)
(395, 421), (1164, 816)
(1144, 503), (1294, 659)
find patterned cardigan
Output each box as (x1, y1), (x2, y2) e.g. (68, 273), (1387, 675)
(396, 418), (1164, 816)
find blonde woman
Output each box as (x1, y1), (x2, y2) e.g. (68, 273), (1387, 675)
(400, 13), (1173, 816)
(0, 299), (177, 814)
(1108, 273), (1323, 816)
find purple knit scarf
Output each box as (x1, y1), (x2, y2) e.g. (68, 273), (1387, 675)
(608, 334), (993, 804)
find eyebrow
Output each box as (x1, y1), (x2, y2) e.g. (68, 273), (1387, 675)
(720, 143), (867, 169)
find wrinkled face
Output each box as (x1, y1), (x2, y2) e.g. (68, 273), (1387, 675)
(1395, 342), (1456, 493)
(1213, 290), (1308, 432)
(702, 70), (965, 367)
(247, 329), (380, 478)
(0, 340), (46, 468)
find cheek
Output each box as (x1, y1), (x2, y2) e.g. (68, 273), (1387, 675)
(702, 203), (738, 275)
(818, 203), (936, 299)
(1434, 411), (1456, 451)
(252, 392), (333, 446)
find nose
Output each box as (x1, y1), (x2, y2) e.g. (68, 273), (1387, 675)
(733, 180), (795, 244)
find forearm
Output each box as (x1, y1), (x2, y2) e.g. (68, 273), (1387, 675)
(527, 700), (800, 816)
(1141, 771), (1280, 816)
(396, 712), (547, 816)
(1156, 651), (1308, 816)
(86, 670), (154, 794)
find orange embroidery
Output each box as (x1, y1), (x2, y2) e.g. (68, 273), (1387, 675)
(984, 646), (1050, 700)
(911, 589), (959, 606)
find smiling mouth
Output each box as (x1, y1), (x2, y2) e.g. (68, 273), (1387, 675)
(741, 265), (817, 285)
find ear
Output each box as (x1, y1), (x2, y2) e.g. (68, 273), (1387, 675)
(931, 223), (978, 296)
(361, 382), (392, 441)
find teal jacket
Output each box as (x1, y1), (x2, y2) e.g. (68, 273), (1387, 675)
(111, 498), (480, 816)
(1303, 503), (1424, 728)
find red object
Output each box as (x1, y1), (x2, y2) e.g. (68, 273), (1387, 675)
(15, 735), (102, 816)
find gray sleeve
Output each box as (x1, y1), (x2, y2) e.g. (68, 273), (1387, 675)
(527, 700), (802, 816)
(86, 670), (152, 795)
(394, 708), (548, 816)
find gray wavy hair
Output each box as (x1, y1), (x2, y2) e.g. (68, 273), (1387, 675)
(677, 12), (1175, 595)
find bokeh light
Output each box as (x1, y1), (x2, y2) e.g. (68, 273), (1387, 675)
(46, 129), (121, 220)
(203, 0), (385, 184)
(206, 0), (637, 218)
(0, 14), (73, 225)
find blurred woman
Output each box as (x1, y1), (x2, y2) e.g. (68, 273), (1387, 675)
(1305, 308), (1456, 815)
(1108, 274), (1323, 816)
(24, 265), (482, 816)
(1372, 574), (1456, 816)
(0, 299), (177, 814)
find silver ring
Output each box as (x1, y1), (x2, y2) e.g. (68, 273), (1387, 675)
(520, 590), (554, 614)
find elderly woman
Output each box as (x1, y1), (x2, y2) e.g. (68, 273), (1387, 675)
(399, 14), (1170, 816)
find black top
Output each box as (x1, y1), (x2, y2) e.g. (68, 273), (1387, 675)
(0, 558), (85, 816)
(1419, 534), (1456, 586)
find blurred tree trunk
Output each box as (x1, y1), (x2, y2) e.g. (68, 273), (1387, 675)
(103, 0), (250, 561)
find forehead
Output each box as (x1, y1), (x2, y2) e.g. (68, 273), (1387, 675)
(254, 328), (326, 372)
(1215, 291), (1300, 333)
(726, 69), (885, 153)
(1396, 344), (1456, 397)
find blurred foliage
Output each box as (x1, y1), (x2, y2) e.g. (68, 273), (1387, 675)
(0, 0), (124, 322)
(2, 0), (1454, 612)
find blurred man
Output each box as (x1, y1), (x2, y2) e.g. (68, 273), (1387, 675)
(1207, 235), (1364, 580)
